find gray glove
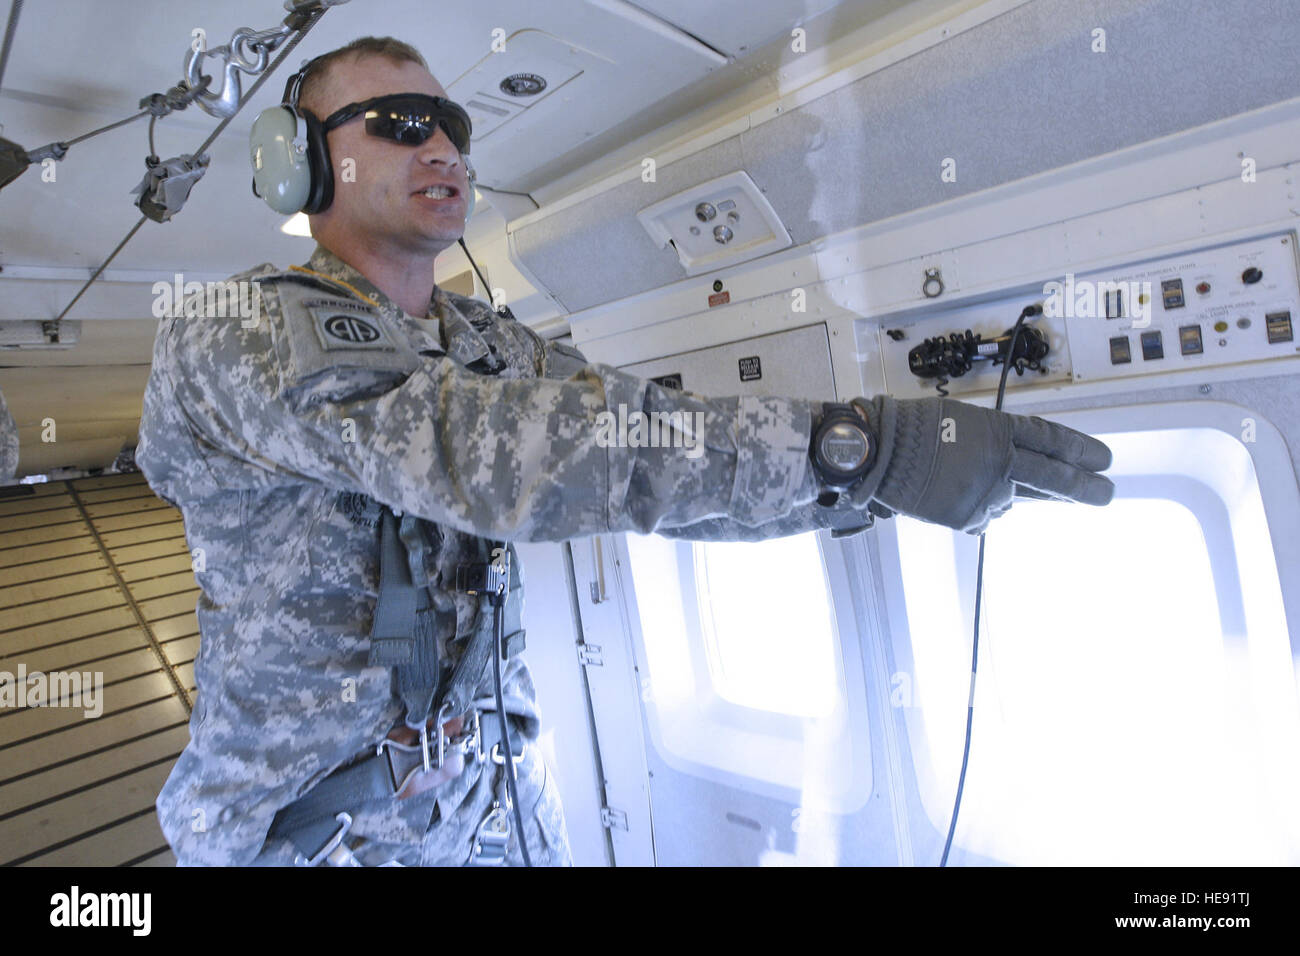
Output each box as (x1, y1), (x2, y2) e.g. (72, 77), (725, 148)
(845, 395), (1114, 534)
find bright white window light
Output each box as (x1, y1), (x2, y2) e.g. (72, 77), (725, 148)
(692, 536), (838, 718)
(622, 529), (863, 809)
(623, 532), (696, 710)
(895, 427), (1300, 865)
(280, 213), (312, 237)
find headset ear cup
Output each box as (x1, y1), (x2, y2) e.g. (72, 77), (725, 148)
(301, 109), (333, 215)
(249, 105), (313, 214)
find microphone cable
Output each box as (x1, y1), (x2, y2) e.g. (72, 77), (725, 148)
(938, 303), (1040, 866)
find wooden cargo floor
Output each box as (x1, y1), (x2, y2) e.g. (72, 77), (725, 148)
(0, 472), (197, 867)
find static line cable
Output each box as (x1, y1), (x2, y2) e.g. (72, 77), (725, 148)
(12, 80), (210, 175)
(0, 0), (22, 92)
(53, 6), (328, 322)
(54, 216), (149, 322)
(938, 304), (1038, 867)
(59, 109), (149, 148)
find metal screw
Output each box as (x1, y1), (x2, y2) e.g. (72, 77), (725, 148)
(1198, 384), (1212, 394)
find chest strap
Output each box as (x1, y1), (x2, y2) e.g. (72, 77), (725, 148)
(368, 507), (526, 728)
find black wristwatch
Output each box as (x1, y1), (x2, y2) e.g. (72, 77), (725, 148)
(810, 401), (876, 504)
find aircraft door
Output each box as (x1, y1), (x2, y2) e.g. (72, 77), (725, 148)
(568, 324), (915, 865)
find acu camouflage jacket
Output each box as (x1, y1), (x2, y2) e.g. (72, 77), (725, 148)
(136, 244), (850, 864)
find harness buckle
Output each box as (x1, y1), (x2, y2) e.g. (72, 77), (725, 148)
(377, 709), (482, 796)
(435, 700), (453, 769)
(293, 812), (358, 867)
(377, 736), (440, 794)
(490, 741), (526, 767)
(418, 722), (432, 775)
(468, 804), (511, 866)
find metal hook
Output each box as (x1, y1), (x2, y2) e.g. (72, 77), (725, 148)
(183, 25), (292, 118)
(185, 47), (244, 118)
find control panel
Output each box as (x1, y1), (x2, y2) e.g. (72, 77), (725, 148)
(877, 231), (1300, 398)
(1066, 232), (1298, 384)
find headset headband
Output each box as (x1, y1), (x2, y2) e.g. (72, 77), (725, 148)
(281, 57), (323, 111)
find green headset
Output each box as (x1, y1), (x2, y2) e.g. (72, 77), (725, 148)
(250, 57), (476, 218)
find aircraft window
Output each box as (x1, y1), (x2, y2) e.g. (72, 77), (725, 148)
(622, 529), (865, 805)
(691, 536), (839, 718)
(893, 427), (1300, 864)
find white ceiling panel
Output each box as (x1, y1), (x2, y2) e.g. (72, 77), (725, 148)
(0, 0), (898, 322)
(628, 0), (847, 56)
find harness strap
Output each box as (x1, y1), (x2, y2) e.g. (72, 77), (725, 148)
(267, 760), (393, 864)
(268, 707), (519, 865)
(268, 513), (527, 865)
(369, 507), (443, 728)
(439, 542), (525, 717)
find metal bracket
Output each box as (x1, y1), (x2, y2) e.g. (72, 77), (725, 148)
(577, 643), (603, 667)
(589, 537), (607, 603)
(600, 807), (628, 831)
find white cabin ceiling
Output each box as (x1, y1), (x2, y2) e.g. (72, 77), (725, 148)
(0, 0), (911, 293)
(0, 0), (934, 478)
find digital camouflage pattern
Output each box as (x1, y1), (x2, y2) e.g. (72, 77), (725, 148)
(0, 389), (18, 480)
(136, 244), (854, 865)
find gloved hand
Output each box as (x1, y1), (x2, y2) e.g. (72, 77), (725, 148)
(844, 395), (1114, 533)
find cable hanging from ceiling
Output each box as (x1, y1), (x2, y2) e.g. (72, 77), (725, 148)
(0, 0), (352, 321)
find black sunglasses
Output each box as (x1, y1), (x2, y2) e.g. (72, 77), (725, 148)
(321, 94), (473, 154)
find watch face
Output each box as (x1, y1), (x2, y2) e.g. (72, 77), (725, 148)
(818, 422), (871, 474)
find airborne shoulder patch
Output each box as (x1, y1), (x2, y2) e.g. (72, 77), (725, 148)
(304, 298), (397, 352)
(271, 281), (422, 398)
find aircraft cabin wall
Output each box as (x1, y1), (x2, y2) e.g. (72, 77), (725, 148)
(0, 0), (1297, 870)
(494, 0), (1300, 866)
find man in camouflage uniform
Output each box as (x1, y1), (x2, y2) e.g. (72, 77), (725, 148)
(137, 38), (1115, 866)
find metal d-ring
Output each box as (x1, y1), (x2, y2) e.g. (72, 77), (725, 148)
(922, 268), (944, 299)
